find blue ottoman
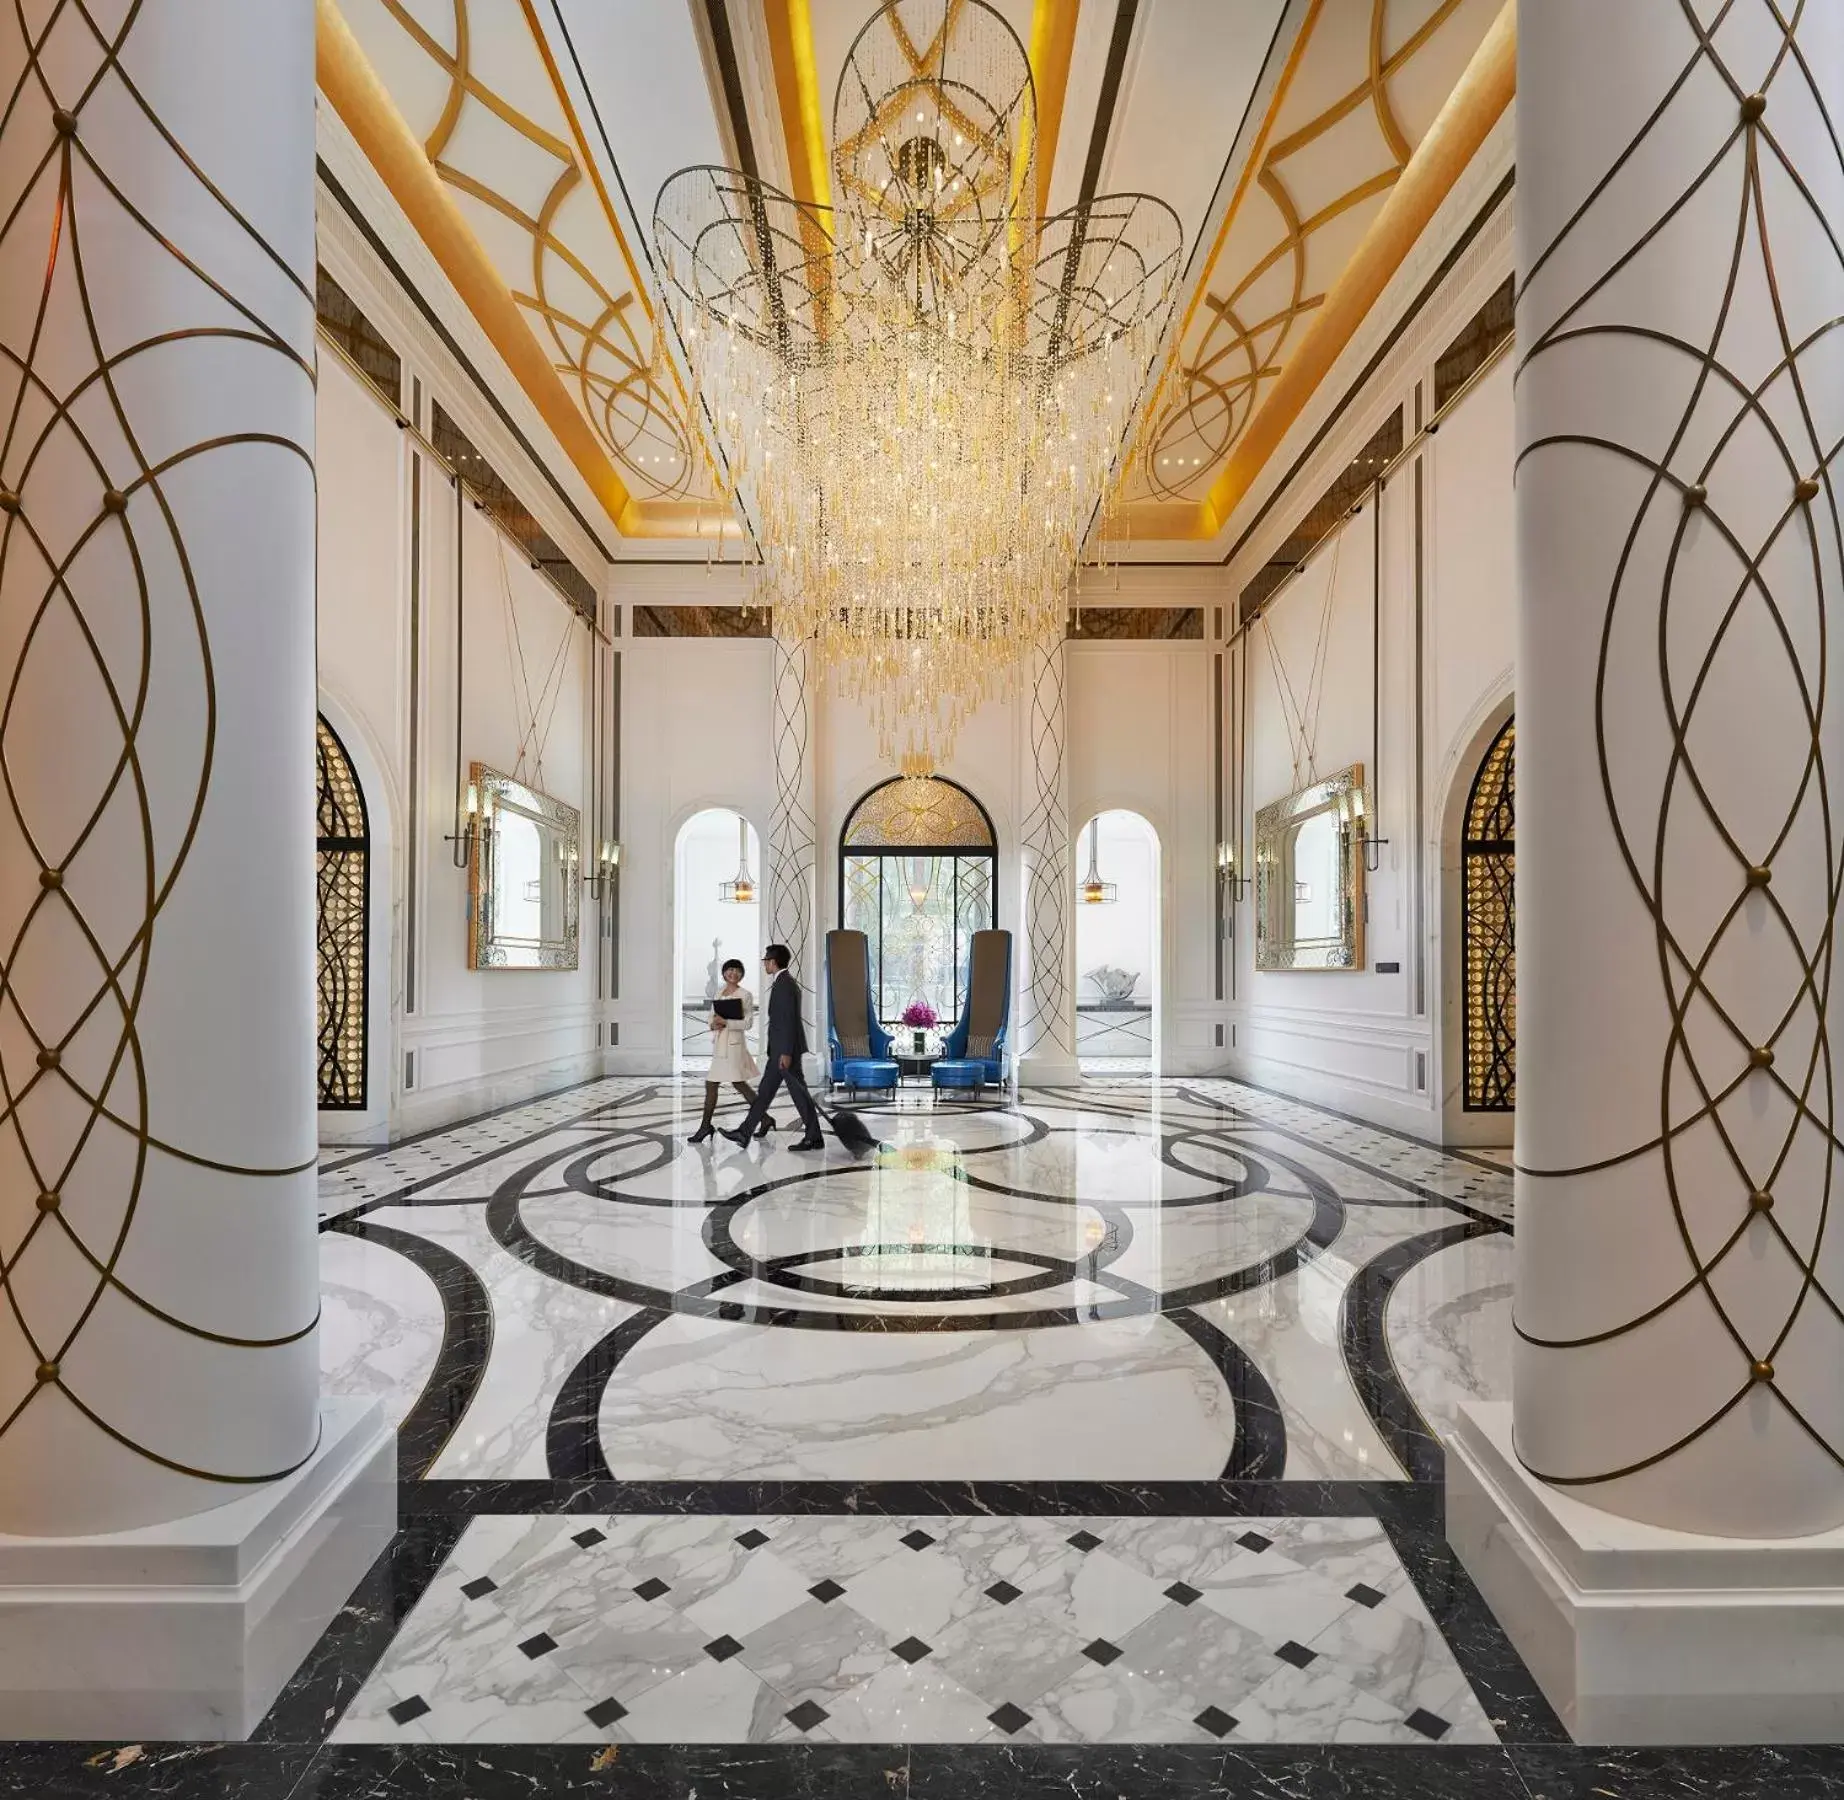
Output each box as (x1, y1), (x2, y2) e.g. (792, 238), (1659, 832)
(930, 1059), (988, 1098)
(840, 1058), (899, 1096)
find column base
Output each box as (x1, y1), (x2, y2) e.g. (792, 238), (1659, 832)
(1017, 1055), (1080, 1087)
(1447, 1402), (1844, 1743)
(0, 1396), (395, 1741)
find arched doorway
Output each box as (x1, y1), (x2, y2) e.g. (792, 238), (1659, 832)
(1074, 809), (1160, 1075)
(838, 775), (997, 1033)
(1461, 717), (1516, 1113)
(315, 714), (370, 1111)
(674, 808), (762, 1072)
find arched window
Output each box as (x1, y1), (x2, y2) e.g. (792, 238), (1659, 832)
(839, 775), (997, 1028)
(1462, 716), (1515, 1112)
(316, 715), (370, 1111)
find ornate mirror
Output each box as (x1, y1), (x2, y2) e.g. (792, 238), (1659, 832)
(1254, 764), (1367, 972)
(467, 762), (581, 971)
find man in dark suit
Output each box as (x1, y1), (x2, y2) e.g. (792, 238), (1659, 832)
(722, 943), (824, 1150)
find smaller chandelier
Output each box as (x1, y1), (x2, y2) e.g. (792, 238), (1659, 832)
(1078, 818), (1117, 906)
(717, 817), (757, 904)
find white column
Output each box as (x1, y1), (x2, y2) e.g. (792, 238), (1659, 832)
(0, 0), (391, 1738)
(1447, 0), (1844, 1742)
(1513, 0), (1844, 1542)
(1017, 634), (1078, 1084)
(768, 631), (819, 1055)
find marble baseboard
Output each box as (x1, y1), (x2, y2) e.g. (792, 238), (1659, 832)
(1447, 1402), (1844, 1744)
(1017, 1057), (1080, 1088)
(0, 1397), (396, 1741)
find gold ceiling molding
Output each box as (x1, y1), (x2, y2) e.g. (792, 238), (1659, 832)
(1124, 0), (1510, 541)
(318, 0), (734, 540)
(764, 0), (833, 210)
(763, 0), (1081, 236)
(1202, 0), (1514, 532)
(1025, 0), (1081, 218)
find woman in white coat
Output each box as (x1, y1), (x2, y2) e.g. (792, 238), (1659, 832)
(688, 958), (776, 1143)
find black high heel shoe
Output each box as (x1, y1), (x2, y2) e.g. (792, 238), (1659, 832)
(755, 1118), (776, 1138)
(688, 1123), (715, 1144)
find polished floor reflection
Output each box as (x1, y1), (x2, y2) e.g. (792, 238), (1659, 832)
(317, 1078), (1514, 1490)
(14, 1078), (1831, 1793)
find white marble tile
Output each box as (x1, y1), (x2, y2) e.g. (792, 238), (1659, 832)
(817, 1655), (1001, 1743)
(1384, 1229), (1515, 1436)
(611, 1653), (790, 1743)
(597, 1312), (1236, 1479)
(334, 1512), (1494, 1746)
(677, 1548), (817, 1638)
(348, 1205), (640, 1480)
(1228, 1658), (1425, 1744)
(317, 1229), (444, 1430)
(1025, 1660), (1222, 1744)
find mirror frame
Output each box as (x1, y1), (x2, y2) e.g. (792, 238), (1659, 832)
(1254, 763), (1367, 972)
(467, 761), (581, 971)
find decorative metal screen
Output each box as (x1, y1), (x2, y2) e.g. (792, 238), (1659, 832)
(1462, 717), (1515, 1112)
(839, 778), (997, 1027)
(316, 715), (370, 1111)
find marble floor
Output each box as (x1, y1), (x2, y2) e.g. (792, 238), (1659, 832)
(5, 1077), (1833, 1797)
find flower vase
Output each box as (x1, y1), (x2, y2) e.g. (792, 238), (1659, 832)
(913, 1030), (926, 1053)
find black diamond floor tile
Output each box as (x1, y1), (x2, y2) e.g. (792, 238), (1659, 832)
(1274, 1641), (1316, 1669)
(985, 1580), (1023, 1605)
(901, 1529), (937, 1551)
(736, 1529), (770, 1550)
(1194, 1705), (1237, 1739)
(584, 1697), (627, 1730)
(988, 1702), (1033, 1735)
(891, 1636), (934, 1664)
(810, 1578), (846, 1604)
(1164, 1581), (1202, 1606)
(633, 1577), (671, 1602)
(386, 1695), (430, 1726)
(1238, 1531), (1273, 1553)
(705, 1635), (745, 1662)
(459, 1577), (497, 1601)
(572, 1528), (606, 1549)
(1405, 1707), (1452, 1740)
(517, 1632), (557, 1659)
(785, 1699), (831, 1733)
(1347, 1582), (1387, 1609)
(1067, 1530), (1103, 1553)
(1083, 1639), (1123, 1666)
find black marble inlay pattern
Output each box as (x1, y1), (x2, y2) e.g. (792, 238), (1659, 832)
(20, 1081), (1821, 1791)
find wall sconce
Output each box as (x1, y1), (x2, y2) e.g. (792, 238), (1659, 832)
(1218, 840), (1250, 902)
(586, 839), (621, 902)
(1351, 788), (1389, 873)
(447, 779), (487, 868)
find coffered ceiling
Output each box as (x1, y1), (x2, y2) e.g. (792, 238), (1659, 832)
(318, 0), (1514, 558)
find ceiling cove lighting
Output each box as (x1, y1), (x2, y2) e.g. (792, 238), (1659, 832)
(653, 0), (1182, 767)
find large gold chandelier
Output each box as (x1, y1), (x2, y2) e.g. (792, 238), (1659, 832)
(653, 0), (1182, 765)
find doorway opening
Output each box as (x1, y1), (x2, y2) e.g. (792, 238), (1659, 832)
(1074, 809), (1160, 1076)
(674, 808), (762, 1073)
(838, 774), (997, 1041)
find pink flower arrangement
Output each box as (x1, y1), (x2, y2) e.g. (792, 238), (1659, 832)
(900, 1000), (939, 1029)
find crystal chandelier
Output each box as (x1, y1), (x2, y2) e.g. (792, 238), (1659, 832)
(653, 0), (1182, 766)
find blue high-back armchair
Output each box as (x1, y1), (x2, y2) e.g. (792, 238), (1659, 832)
(938, 929), (1012, 1086)
(825, 929), (894, 1083)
